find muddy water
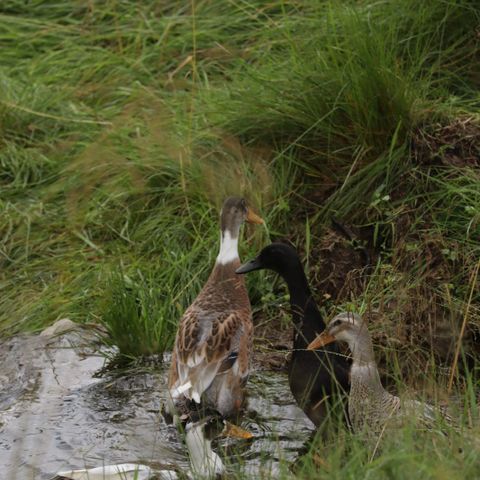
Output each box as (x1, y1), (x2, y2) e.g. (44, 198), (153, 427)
(0, 325), (314, 479)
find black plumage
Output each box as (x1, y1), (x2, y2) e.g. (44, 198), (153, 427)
(236, 242), (350, 427)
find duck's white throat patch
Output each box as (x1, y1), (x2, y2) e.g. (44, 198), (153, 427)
(216, 230), (239, 265)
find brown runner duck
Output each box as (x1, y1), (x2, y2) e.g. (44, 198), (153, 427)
(167, 197), (263, 418)
(308, 312), (452, 436)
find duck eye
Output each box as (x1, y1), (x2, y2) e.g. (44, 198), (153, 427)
(333, 319), (342, 327)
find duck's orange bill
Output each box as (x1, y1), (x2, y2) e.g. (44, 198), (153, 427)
(307, 332), (336, 350)
(245, 208), (264, 225)
(222, 421), (254, 440)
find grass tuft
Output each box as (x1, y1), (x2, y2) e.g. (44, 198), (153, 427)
(100, 268), (176, 361)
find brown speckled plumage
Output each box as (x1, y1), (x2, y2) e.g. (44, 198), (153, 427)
(167, 197), (261, 417)
(170, 263), (252, 375)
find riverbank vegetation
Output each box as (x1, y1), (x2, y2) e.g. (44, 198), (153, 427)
(1, 0), (479, 477)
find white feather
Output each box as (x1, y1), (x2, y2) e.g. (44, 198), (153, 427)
(194, 362), (222, 399)
(187, 351), (204, 368)
(192, 390), (201, 403)
(175, 358), (222, 404)
(174, 380), (192, 395)
(216, 230), (239, 265)
(177, 363), (192, 394)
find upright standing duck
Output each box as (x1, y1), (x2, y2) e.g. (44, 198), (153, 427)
(168, 197), (263, 418)
(236, 243), (350, 427)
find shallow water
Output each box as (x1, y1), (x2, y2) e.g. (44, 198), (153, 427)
(0, 326), (314, 479)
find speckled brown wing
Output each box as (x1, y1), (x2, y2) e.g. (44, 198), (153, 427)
(205, 311), (249, 364)
(175, 308), (202, 364)
(169, 306), (252, 404)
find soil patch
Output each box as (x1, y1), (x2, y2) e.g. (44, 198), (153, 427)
(412, 116), (480, 168)
(252, 312), (292, 372)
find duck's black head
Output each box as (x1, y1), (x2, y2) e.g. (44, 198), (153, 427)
(236, 242), (302, 276)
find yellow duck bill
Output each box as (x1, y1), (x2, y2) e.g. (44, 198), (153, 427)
(245, 208), (264, 225)
(307, 332), (336, 350)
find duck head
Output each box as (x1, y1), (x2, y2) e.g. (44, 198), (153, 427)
(217, 197), (263, 265)
(307, 312), (367, 351)
(235, 242), (301, 275)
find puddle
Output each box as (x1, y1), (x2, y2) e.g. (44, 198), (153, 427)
(0, 325), (314, 479)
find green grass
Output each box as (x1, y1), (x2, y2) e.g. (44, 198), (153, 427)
(100, 267), (177, 360)
(287, 356), (480, 480)
(293, 424), (480, 480)
(0, 0), (479, 476)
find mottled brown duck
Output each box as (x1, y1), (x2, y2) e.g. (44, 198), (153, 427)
(167, 197), (263, 418)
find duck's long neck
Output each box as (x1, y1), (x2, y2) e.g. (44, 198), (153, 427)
(348, 330), (384, 395)
(349, 329), (376, 366)
(280, 265), (325, 348)
(209, 227), (247, 304)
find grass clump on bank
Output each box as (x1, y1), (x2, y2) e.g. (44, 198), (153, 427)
(293, 421), (480, 480)
(100, 268), (176, 360)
